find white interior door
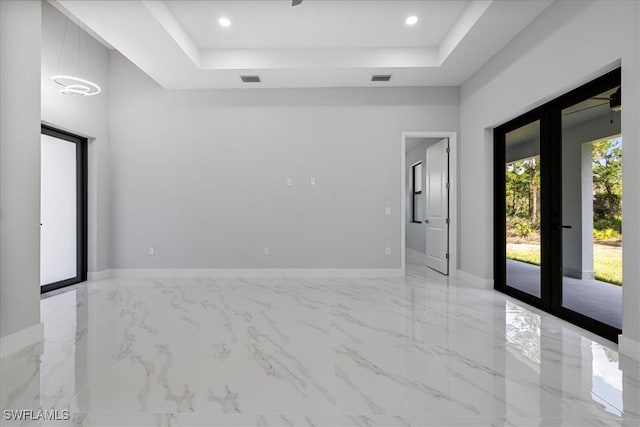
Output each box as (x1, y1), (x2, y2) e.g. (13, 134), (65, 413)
(41, 133), (77, 286)
(425, 139), (449, 274)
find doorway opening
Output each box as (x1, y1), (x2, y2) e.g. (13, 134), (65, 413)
(40, 125), (88, 293)
(494, 68), (622, 342)
(401, 132), (457, 277)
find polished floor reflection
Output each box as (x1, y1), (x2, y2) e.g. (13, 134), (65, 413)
(1, 259), (638, 426)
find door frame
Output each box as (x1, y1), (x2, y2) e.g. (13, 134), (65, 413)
(494, 111), (550, 307)
(401, 131), (457, 276)
(40, 124), (88, 293)
(424, 138), (450, 275)
(493, 68), (622, 342)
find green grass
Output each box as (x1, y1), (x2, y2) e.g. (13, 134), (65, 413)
(506, 243), (622, 286)
(592, 246), (623, 285)
(506, 245), (540, 266)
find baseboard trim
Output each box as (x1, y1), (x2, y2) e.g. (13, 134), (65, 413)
(109, 268), (403, 279)
(618, 335), (640, 362)
(563, 267), (595, 280)
(0, 323), (44, 358)
(456, 269), (493, 289)
(88, 269), (111, 281)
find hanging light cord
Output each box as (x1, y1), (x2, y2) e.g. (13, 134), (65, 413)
(77, 13), (81, 74)
(83, 21), (92, 78)
(55, 13), (71, 75)
(52, 9), (101, 96)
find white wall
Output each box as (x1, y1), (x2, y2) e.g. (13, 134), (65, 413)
(459, 0), (640, 347)
(109, 52), (459, 269)
(41, 1), (111, 274)
(0, 0), (42, 339)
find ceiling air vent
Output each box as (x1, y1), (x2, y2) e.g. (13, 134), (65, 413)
(371, 75), (392, 82)
(240, 75), (261, 83)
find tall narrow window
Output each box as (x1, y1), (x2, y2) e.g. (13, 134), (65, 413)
(412, 162), (423, 223)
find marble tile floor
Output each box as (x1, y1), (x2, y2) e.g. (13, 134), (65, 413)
(1, 259), (639, 426)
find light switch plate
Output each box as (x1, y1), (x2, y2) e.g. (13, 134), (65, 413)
(264, 247), (270, 256)
(148, 247), (155, 256)
(385, 247), (391, 255)
(385, 207), (391, 215)
(286, 178), (293, 186)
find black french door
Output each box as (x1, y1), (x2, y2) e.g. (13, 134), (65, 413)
(494, 68), (622, 342)
(40, 125), (88, 293)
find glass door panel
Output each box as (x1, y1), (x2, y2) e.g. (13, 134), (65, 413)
(560, 86), (622, 329)
(41, 133), (77, 286)
(505, 120), (542, 298)
(40, 126), (87, 293)
(495, 68), (622, 342)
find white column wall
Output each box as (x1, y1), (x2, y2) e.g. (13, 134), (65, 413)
(0, 0), (42, 340)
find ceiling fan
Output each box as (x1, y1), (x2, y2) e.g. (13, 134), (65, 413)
(564, 87), (621, 116)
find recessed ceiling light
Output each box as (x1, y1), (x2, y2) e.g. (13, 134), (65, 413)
(405, 16), (418, 26)
(218, 17), (231, 27)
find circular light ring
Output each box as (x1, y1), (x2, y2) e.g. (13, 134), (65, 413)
(52, 75), (101, 96)
(60, 87), (90, 96)
(218, 17), (231, 27)
(405, 16), (418, 26)
(65, 84), (91, 93)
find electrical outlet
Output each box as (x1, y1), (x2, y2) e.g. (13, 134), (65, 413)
(385, 206), (391, 215)
(310, 177), (316, 186)
(385, 247), (391, 255)
(264, 247), (270, 256)
(148, 247), (155, 256)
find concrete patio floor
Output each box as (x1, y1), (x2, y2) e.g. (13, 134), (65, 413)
(506, 259), (622, 329)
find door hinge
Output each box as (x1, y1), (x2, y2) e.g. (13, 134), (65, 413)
(446, 218), (449, 225)
(446, 182), (450, 189)
(445, 253), (449, 260)
(446, 147), (450, 154)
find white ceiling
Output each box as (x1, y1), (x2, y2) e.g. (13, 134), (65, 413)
(51, 0), (554, 89)
(165, 1), (469, 49)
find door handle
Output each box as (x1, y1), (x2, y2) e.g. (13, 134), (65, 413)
(561, 225), (572, 229)
(423, 220), (429, 224)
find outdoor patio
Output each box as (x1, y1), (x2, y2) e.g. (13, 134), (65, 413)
(506, 259), (622, 329)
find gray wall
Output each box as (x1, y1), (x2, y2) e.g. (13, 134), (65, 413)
(41, 1), (111, 274)
(0, 0), (42, 339)
(459, 0), (640, 344)
(109, 52), (459, 269)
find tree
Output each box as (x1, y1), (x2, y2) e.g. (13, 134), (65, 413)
(506, 158), (540, 221)
(592, 138), (622, 231)
(505, 156), (541, 239)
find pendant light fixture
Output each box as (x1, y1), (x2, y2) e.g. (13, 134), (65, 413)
(609, 87), (621, 112)
(51, 12), (101, 97)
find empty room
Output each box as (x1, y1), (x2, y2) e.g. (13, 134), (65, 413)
(1, 0), (639, 426)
